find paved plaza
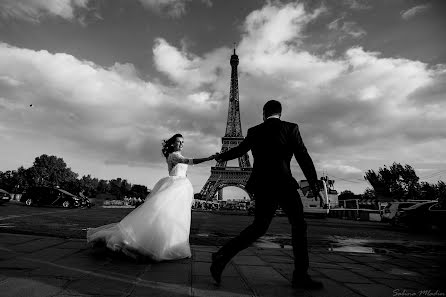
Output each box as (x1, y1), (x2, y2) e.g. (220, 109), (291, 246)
(1, 232), (445, 297)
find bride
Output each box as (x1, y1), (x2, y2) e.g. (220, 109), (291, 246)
(87, 133), (216, 261)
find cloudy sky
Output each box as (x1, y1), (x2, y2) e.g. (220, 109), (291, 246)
(1, 0), (445, 197)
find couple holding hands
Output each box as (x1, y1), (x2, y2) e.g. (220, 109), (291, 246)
(87, 100), (323, 290)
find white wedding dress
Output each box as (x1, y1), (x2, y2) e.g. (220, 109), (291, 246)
(87, 151), (194, 261)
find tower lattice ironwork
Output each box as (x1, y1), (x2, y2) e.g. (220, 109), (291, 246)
(200, 49), (253, 200)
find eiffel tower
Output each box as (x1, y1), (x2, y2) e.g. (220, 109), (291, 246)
(200, 48), (253, 201)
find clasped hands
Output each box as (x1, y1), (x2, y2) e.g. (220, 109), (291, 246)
(208, 152), (220, 161)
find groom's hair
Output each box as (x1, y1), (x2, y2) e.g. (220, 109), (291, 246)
(263, 100), (282, 118)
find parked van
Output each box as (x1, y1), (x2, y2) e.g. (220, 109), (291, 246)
(298, 177), (338, 217)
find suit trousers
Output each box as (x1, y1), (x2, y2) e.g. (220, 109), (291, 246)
(216, 186), (309, 276)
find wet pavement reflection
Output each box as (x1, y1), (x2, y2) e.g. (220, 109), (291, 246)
(191, 232), (446, 256)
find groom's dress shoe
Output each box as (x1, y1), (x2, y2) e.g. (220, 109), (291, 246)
(210, 252), (225, 285)
(292, 275), (323, 290)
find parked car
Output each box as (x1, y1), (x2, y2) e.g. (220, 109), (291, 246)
(394, 201), (438, 229)
(381, 202), (419, 224)
(20, 186), (90, 208)
(428, 203), (446, 230)
(0, 189), (11, 205)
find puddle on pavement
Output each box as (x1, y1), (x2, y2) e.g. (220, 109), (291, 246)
(388, 268), (420, 276)
(253, 239), (292, 249)
(329, 245), (375, 253)
(190, 233), (445, 255)
(327, 237), (380, 254)
(196, 233), (210, 237)
(254, 235), (440, 255)
(0, 223), (15, 228)
(327, 235), (446, 254)
(256, 235), (380, 253)
(255, 234), (293, 249)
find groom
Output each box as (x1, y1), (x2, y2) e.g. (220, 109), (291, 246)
(210, 100), (323, 290)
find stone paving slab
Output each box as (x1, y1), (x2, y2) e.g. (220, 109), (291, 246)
(372, 278), (427, 290)
(309, 261), (343, 269)
(316, 268), (372, 284)
(0, 235), (40, 246)
(11, 237), (67, 253)
(27, 247), (79, 262)
(193, 261), (239, 277)
(309, 277), (359, 297)
(316, 253), (358, 263)
(140, 263), (191, 285)
(64, 275), (136, 296)
(344, 283), (393, 297)
(191, 275), (252, 297)
(258, 254), (294, 264)
(55, 240), (87, 249)
(192, 250), (213, 262)
(1, 233), (445, 297)
(0, 276), (68, 297)
(232, 255), (268, 266)
(237, 265), (295, 297)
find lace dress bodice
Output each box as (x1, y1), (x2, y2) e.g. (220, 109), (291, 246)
(167, 152), (193, 177)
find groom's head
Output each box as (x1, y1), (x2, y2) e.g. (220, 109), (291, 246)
(263, 100), (282, 121)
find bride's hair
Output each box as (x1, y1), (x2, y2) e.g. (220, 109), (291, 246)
(162, 133), (183, 158)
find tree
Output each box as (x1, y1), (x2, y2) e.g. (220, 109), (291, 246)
(0, 167), (31, 192)
(61, 178), (81, 194)
(79, 175), (99, 197)
(120, 179), (131, 198)
(0, 170), (14, 192)
(109, 178), (123, 199)
(338, 190), (355, 201)
(420, 182), (437, 201)
(130, 184), (149, 199)
(364, 162), (421, 201)
(362, 188), (376, 200)
(436, 181), (446, 209)
(96, 179), (110, 194)
(29, 154), (78, 187)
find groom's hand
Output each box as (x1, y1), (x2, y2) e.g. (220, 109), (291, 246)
(311, 185), (321, 200)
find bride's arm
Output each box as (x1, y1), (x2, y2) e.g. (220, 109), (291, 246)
(190, 154), (217, 165)
(174, 152), (217, 165)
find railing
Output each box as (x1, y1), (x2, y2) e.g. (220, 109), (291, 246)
(330, 199), (382, 221)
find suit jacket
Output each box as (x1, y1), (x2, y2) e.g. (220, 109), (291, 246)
(217, 118), (318, 196)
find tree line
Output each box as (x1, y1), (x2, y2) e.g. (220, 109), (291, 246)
(0, 154), (150, 199)
(339, 162), (446, 207)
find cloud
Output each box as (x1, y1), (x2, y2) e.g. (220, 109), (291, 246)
(344, 0), (371, 10)
(138, 0), (188, 18)
(152, 38), (236, 96)
(137, 0), (212, 18)
(0, 42), (222, 171)
(0, 0), (93, 23)
(231, 2), (445, 191)
(401, 4), (431, 20)
(408, 67), (446, 105)
(328, 18), (366, 39)
(1, 1), (446, 193)
(237, 2), (344, 88)
(147, 1), (446, 165)
(152, 38), (220, 89)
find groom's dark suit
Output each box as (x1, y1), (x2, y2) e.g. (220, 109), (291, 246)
(214, 117), (319, 278)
